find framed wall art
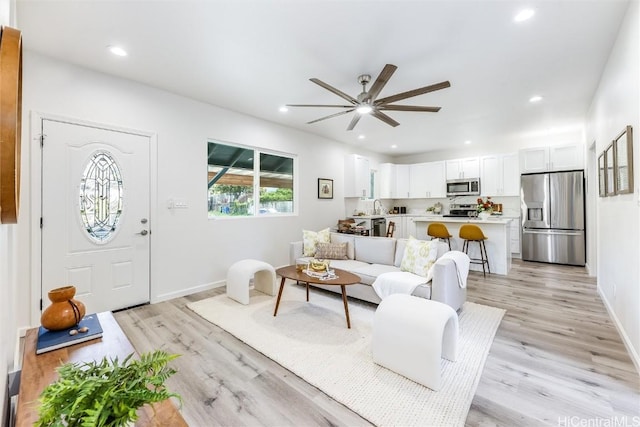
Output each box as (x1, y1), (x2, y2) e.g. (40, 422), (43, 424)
(613, 125), (633, 195)
(318, 178), (333, 199)
(598, 152), (607, 197)
(605, 143), (615, 196)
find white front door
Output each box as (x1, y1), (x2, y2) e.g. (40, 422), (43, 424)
(41, 119), (150, 314)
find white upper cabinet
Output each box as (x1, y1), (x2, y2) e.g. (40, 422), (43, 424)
(446, 157), (480, 180)
(520, 143), (584, 173)
(395, 164), (411, 198)
(410, 161), (445, 198)
(480, 153), (519, 196)
(344, 154), (371, 198)
(378, 163), (395, 199)
(409, 163), (429, 198)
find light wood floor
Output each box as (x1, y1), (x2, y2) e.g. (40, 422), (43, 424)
(114, 260), (640, 426)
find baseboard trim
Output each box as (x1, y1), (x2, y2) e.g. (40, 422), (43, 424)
(153, 280), (225, 303)
(597, 285), (640, 375)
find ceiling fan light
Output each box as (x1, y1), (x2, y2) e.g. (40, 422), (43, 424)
(356, 105), (372, 114)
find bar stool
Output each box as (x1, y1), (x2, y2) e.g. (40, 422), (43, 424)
(459, 224), (490, 277)
(427, 223), (452, 250)
(386, 221), (396, 237)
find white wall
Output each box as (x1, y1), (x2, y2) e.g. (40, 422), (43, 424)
(15, 51), (390, 330)
(585, 0), (640, 371)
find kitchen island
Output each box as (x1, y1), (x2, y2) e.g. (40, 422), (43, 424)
(412, 217), (513, 275)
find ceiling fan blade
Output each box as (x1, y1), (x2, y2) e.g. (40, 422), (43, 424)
(375, 81), (451, 105)
(366, 64), (397, 102)
(310, 78), (358, 104)
(287, 104), (354, 108)
(346, 114), (361, 131)
(372, 110), (400, 127)
(378, 105), (442, 112)
(307, 109), (355, 124)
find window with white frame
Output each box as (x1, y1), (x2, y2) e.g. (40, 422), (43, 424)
(207, 141), (295, 217)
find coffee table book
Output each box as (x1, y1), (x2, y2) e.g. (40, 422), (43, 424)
(36, 313), (103, 354)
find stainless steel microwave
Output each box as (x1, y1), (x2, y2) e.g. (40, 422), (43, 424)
(446, 178), (480, 196)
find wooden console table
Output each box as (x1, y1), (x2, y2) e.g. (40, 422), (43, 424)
(15, 311), (187, 426)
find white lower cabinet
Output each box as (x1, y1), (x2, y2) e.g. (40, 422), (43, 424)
(509, 218), (521, 254)
(405, 216), (418, 238)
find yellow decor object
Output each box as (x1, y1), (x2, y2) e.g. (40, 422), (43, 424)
(309, 259), (330, 272)
(41, 286), (86, 331)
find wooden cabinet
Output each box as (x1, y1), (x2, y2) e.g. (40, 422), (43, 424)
(480, 153), (519, 196)
(446, 157), (480, 180)
(15, 312), (186, 427)
(520, 143), (584, 173)
(344, 154), (371, 198)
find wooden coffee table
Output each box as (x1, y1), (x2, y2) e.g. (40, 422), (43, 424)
(274, 265), (361, 328)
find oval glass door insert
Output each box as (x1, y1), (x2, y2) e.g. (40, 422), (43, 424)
(79, 151), (123, 242)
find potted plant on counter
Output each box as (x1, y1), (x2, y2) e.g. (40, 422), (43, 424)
(35, 350), (181, 427)
(476, 196), (494, 219)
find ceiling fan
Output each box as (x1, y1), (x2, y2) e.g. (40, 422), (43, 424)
(286, 64), (450, 131)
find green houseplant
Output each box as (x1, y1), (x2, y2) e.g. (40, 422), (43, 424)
(35, 350), (181, 427)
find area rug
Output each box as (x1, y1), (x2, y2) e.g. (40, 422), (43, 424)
(188, 284), (505, 426)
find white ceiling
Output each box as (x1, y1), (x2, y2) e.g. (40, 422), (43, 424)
(16, 0), (630, 156)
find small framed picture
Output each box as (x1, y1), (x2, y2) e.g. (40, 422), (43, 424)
(605, 143), (615, 196)
(614, 125), (633, 195)
(318, 178), (333, 199)
(598, 152), (606, 197)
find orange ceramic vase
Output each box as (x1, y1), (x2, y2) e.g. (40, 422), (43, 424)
(40, 286), (86, 331)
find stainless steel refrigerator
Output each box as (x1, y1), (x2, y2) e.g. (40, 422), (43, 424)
(521, 170), (586, 266)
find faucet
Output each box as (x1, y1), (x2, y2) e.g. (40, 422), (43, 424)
(373, 199), (382, 215)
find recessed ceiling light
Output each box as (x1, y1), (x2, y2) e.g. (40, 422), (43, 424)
(279, 106), (289, 113)
(391, 144), (398, 149)
(464, 140), (472, 145)
(358, 135), (366, 140)
(108, 45), (127, 57)
(529, 95), (543, 103)
(514, 9), (535, 22)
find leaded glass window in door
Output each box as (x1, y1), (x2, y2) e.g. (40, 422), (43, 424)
(79, 151), (123, 242)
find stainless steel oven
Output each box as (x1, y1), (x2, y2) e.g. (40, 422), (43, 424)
(446, 178), (480, 197)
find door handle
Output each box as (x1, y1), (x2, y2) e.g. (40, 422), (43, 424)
(137, 230), (149, 236)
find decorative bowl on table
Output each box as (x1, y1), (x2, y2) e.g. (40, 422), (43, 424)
(309, 259), (330, 272)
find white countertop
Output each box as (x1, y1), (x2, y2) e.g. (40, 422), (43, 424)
(348, 214), (519, 224)
(411, 216), (513, 225)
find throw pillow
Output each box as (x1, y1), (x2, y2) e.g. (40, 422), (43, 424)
(400, 236), (438, 278)
(302, 228), (330, 257)
(315, 242), (348, 260)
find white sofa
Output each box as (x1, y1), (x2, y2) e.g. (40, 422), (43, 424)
(289, 233), (467, 311)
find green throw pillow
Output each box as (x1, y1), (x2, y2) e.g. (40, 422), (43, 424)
(302, 228), (330, 257)
(400, 236), (438, 278)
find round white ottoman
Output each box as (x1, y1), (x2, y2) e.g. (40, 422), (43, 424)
(372, 294), (458, 391)
(226, 259), (276, 305)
